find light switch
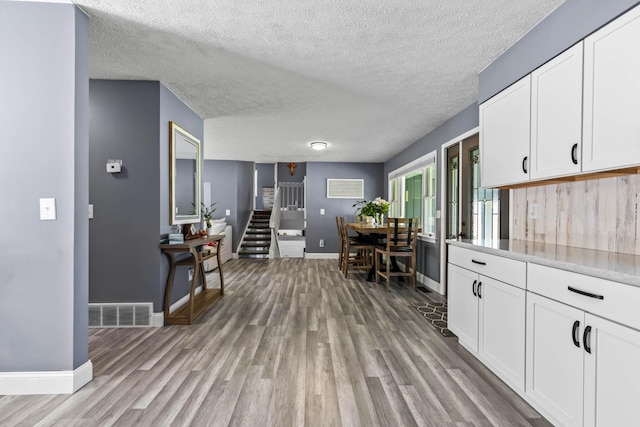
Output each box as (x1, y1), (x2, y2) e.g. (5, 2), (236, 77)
(225, 209), (231, 216)
(40, 198), (56, 220)
(88, 204), (94, 219)
(320, 209), (325, 215)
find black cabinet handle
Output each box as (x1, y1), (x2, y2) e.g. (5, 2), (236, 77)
(568, 286), (604, 300)
(572, 320), (580, 348)
(477, 282), (482, 299)
(571, 143), (578, 165)
(471, 259), (486, 266)
(522, 156), (528, 174)
(472, 280), (477, 297)
(583, 326), (592, 354)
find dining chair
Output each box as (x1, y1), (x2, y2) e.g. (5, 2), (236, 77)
(336, 216), (346, 270)
(375, 217), (418, 291)
(338, 216), (374, 278)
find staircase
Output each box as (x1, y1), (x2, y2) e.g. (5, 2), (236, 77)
(238, 210), (271, 258)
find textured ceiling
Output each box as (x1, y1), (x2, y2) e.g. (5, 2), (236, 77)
(74, 0), (564, 163)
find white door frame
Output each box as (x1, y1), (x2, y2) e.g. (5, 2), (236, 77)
(439, 127), (479, 296)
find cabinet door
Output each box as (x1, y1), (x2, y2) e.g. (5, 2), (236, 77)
(447, 264), (478, 351)
(478, 277), (526, 392)
(480, 75), (531, 188)
(583, 314), (640, 427)
(526, 293), (584, 427)
(530, 42), (583, 180)
(583, 5), (640, 172)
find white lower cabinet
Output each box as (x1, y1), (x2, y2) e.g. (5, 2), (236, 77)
(448, 263), (526, 392)
(448, 245), (640, 427)
(526, 293), (585, 427)
(526, 292), (640, 427)
(583, 313), (640, 427)
(448, 264), (479, 349)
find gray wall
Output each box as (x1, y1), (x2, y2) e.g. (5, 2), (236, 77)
(202, 160), (255, 251)
(237, 161), (255, 244)
(73, 6), (90, 369)
(383, 103), (480, 283)
(306, 162), (384, 253)
(255, 163), (275, 210)
(0, 2), (88, 371)
(479, 0), (640, 102)
(159, 83), (204, 307)
(89, 81), (203, 312)
(89, 80), (162, 310)
(278, 161), (306, 182)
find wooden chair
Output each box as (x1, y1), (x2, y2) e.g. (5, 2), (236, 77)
(375, 217), (418, 291)
(336, 216), (345, 270)
(337, 216), (373, 278)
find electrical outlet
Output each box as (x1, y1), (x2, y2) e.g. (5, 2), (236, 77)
(528, 203), (538, 220)
(188, 268), (194, 281)
(319, 239), (324, 247)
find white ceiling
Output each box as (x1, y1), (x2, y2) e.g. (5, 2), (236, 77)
(74, 0), (564, 163)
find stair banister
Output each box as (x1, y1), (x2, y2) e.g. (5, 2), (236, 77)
(269, 187), (282, 258)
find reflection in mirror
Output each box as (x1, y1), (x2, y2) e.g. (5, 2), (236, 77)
(170, 122), (201, 225)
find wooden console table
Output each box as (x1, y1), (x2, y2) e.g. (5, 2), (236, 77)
(160, 235), (225, 325)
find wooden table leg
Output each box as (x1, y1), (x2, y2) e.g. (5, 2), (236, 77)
(163, 252), (177, 324)
(216, 244), (225, 295)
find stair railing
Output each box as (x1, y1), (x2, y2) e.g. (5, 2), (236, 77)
(269, 187), (282, 258)
(278, 181), (305, 210)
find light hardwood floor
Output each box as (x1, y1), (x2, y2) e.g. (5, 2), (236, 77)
(0, 259), (551, 426)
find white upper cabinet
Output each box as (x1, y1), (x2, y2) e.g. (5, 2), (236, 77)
(480, 75), (531, 188)
(530, 42), (584, 180)
(583, 5), (640, 172)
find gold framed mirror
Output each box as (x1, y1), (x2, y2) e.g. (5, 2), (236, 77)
(170, 122), (201, 225)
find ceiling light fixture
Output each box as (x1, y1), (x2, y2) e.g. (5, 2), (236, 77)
(310, 141), (328, 150)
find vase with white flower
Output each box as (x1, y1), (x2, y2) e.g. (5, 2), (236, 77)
(198, 202), (217, 235)
(352, 197), (390, 226)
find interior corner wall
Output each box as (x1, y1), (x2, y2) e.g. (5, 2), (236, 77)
(255, 163), (275, 210)
(159, 84), (204, 307)
(203, 160), (239, 249)
(0, 1), (87, 372)
(236, 161), (255, 247)
(306, 162), (384, 254)
(89, 80), (162, 310)
(73, 6), (90, 369)
(278, 162), (306, 182)
(383, 102), (479, 284)
(479, 0), (640, 102)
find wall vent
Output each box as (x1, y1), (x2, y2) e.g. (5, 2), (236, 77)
(89, 303), (153, 328)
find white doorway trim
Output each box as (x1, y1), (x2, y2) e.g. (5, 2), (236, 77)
(439, 126), (479, 296)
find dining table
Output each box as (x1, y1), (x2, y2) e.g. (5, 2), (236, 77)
(346, 222), (419, 281)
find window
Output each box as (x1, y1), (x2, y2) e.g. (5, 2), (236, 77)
(447, 152), (459, 239)
(470, 148), (500, 241)
(388, 151), (437, 238)
(445, 134), (507, 242)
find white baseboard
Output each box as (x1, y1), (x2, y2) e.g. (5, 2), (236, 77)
(416, 270), (444, 294)
(0, 360), (93, 395)
(396, 261), (444, 295)
(305, 253), (339, 259)
(151, 312), (164, 327)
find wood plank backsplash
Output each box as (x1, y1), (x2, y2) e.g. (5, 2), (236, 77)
(512, 175), (639, 255)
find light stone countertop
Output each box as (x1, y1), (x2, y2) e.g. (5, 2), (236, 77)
(446, 239), (640, 287)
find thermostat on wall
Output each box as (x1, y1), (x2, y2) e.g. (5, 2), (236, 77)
(106, 159), (122, 173)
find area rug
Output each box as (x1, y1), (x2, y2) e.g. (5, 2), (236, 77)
(411, 299), (454, 337)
